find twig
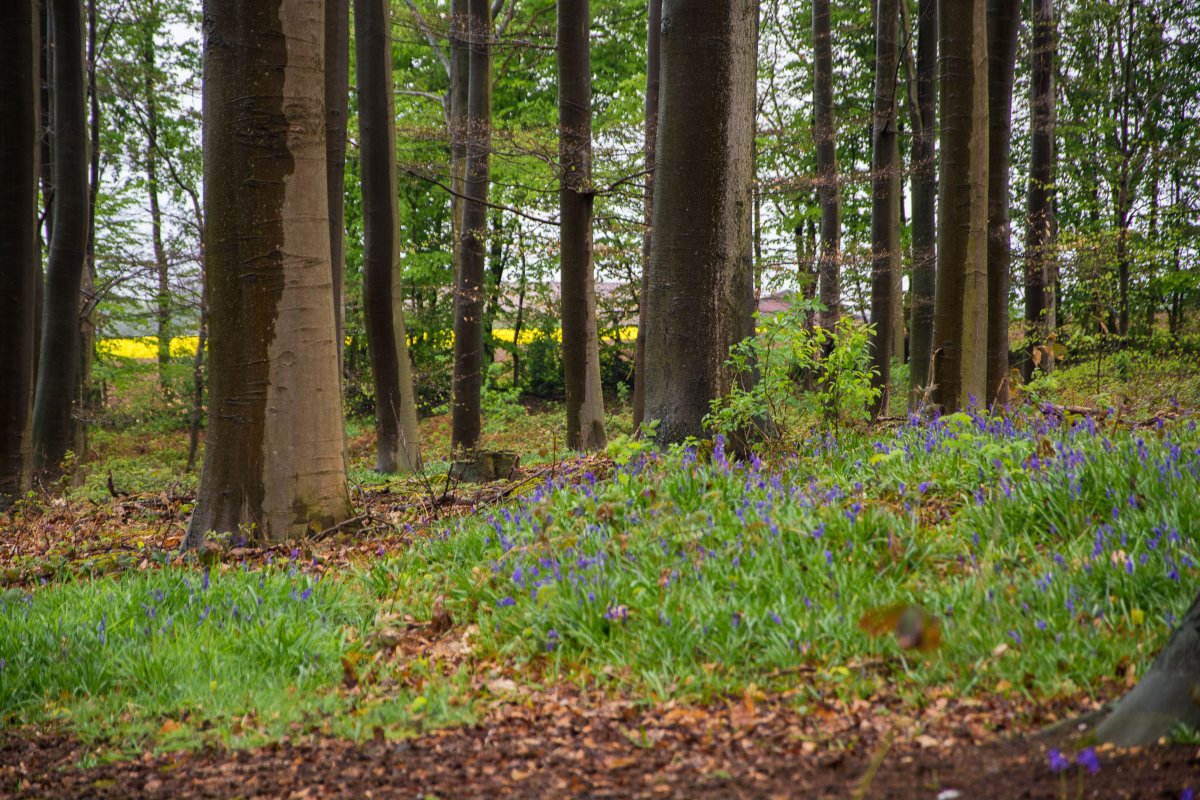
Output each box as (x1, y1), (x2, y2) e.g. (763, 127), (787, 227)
(314, 513), (371, 541)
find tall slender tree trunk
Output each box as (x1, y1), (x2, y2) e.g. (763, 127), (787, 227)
(326, 0), (349, 372)
(33, 0), (89, 478)
(356, 0), (422, 473)
(451, 0), (492, 454)
(931, 0), (989, 412)
(558, 0), (606, 451)
(141, 29), (173, 392)
(449, 0), (469, 288)
(812, 0), (840, 331)
(985, 0), (1020, 408)
(186, 0), (352, 546)
(907, 0), (936, 403)
(0, 0), (40, 508)
(869, 0), (899, 416)
(632, 0), (661, 432)
(643, 0), (758, 446)
(1024, 0), (1055, 378)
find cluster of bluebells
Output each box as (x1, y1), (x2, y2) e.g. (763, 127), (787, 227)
(461, 409), (1200, 672)
(1047, 747), (1099, 775)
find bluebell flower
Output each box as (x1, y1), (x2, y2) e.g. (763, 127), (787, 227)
(1047, 749), (1070, 773)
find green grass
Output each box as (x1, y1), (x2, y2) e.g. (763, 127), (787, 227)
(7, 371), (1200, 756)
(0, 563), (475, 759)
(364, 408), (1200, 705)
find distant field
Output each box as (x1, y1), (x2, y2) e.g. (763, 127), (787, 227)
(96, 326), (641, 360)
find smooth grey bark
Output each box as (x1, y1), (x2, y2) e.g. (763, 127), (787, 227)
(1094, 588), (1200, 746)
(0, 0), (40, 508)
(931, 0), (988, 412)
(631, 0), (661, 433)
(558, 0), (606, 451)
(906, 0), (936, 402)
(869, 0), (900, 416)
(186, 0), (352, 546)
(1024, 0), (1056, 380)
(985, 0), (1020, 408)
(812, 0), (840, 331)
(326, 0), (349, 371)
(356, 0), (422, 473)
(33, 0), (89, 479)
(643, 0), (758, 446)
(451, 0), (491, 454)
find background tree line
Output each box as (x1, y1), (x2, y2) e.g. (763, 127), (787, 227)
(3, 0), (1200, 512)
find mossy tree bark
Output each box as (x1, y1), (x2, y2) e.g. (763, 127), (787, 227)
(558, 0), (606, 452)
(0, 0), (40, 509)
(631, 0), (661, 434)
(451, 0), (492, 454)
(985, 0), (1020, 408)
(33, 0), (89, 480)
(185, 0), (352, 547)
(356, 0), (422, 473)
(931, 0), (988, 413)
(643, 0), (758, 446)
(1024, 0), (1056, 381)
(812, 0), (841, 332)
(906, 0), (936, 402)
(869, 0), (900, 416)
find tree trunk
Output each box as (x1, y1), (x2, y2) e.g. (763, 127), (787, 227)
(451, 0), (492, 454)
(985, 0), (1020, 408)
(558, 0), (606, 451)
(185, 0), (352, 546)
(1024, 0), (1056, 380)
(141, 29), (173, 392)
(907, 0), (936, 403)
(931, 0), (988, 412)
(869, 0), (899, 416)
(643, 0), (757, 446)
(0, 0), (40, 508)
(356, 0), (422, 473)
(33, 0), (89, 479)
(812, 0), (840, 331)
(326, 0), (349, 373)
(632, 0), (661, 433)
(449, 0), (469, 282)
(1094, 587), (1200, 746)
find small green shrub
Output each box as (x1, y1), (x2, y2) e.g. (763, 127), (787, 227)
(706, 298), (880, 446)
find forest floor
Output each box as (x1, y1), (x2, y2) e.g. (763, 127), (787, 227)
(4, 355), (1200, 798)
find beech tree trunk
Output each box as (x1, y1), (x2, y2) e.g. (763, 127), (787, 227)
(631, 0), (661, 433)
(0, 0), (40, 508)
(907, 0), (936, 401)
(185, 0), (352, 546)
(139, 27), (173, 392)
(985, 0), (1020, 408)
(451, 0), (492, 454)
(1024, 0), (1056, 380)
(558, 0), (606, 451)
(449, 0), (468, 286)
(812, 0), (840, 331)
(931, 0), (988, 412)
(326, 0), (349, 371)
(643, 0), (757, 446)
(869, 0), (899, 416)
(356, 0), (422, 473)
(1094, 587), (1200, 746)
(33, 0), (89, 479)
